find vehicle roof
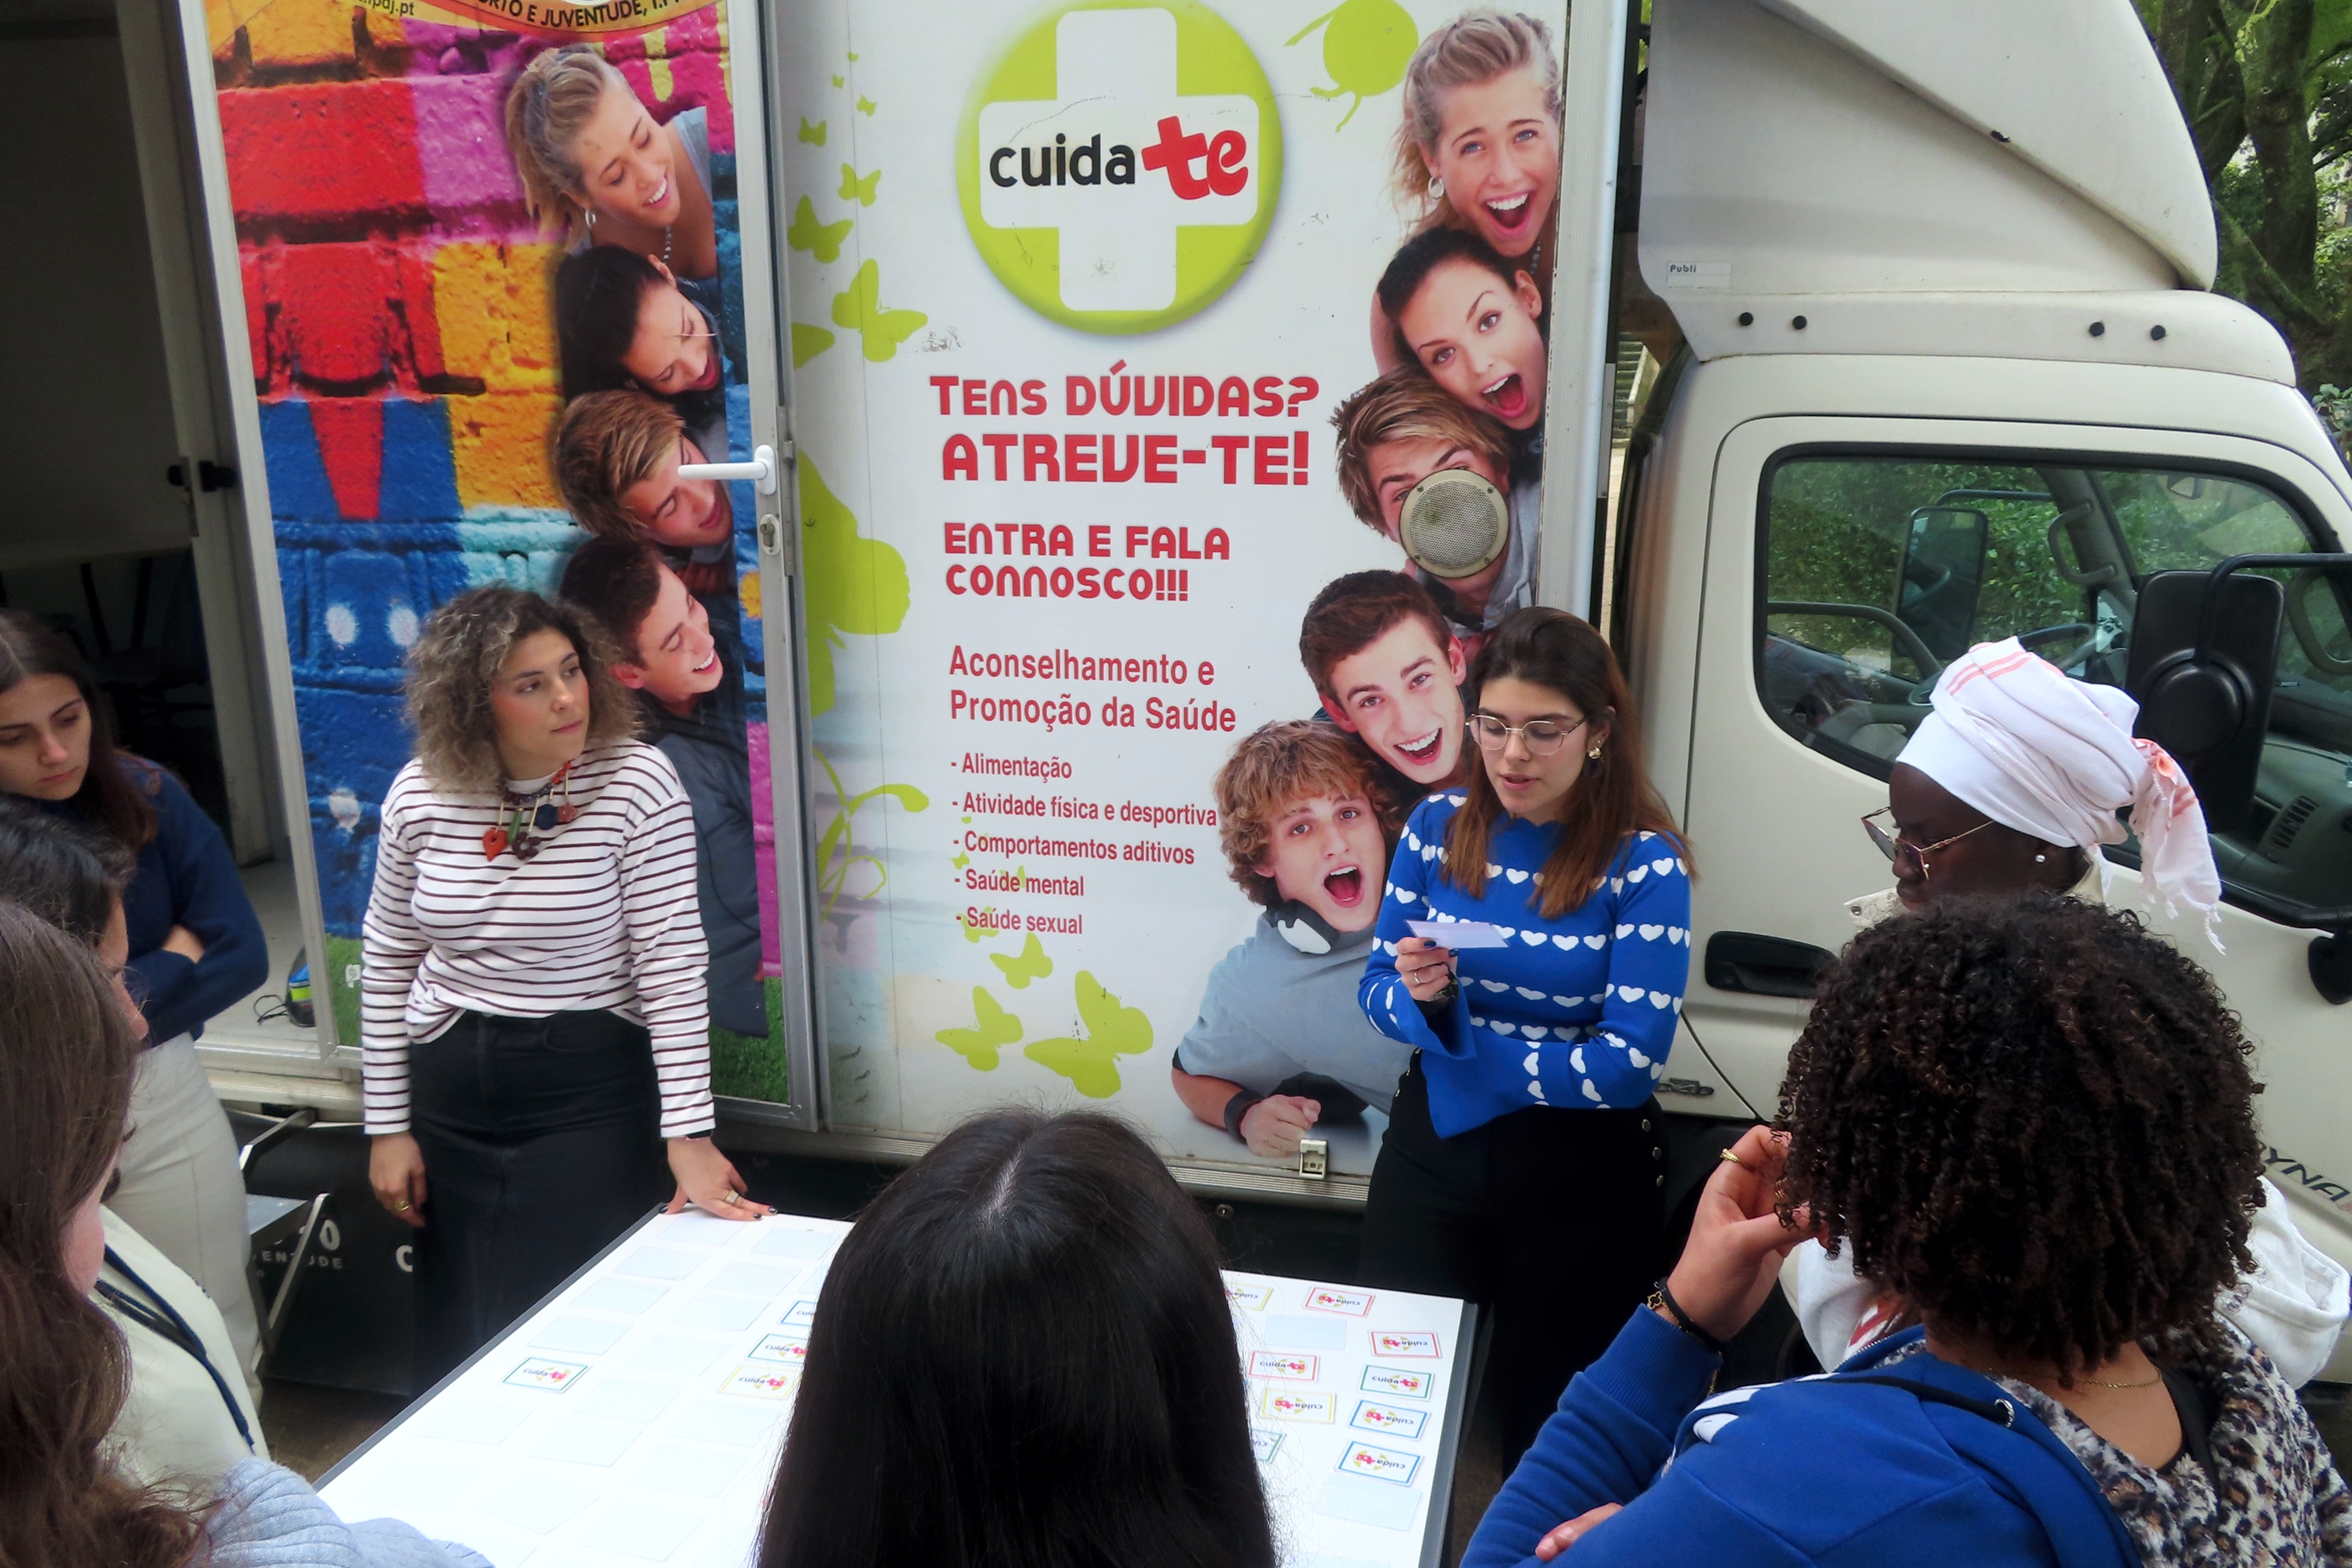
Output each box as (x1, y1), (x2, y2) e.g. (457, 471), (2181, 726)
(1638, 0), (2239, 370)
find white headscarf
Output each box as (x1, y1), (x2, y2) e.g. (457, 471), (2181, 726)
(1896, 639), (2224, 949)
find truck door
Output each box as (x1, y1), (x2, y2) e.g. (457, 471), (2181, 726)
(1680, 416), (2352, 1259)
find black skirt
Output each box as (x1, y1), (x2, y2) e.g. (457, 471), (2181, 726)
(409, 1008), (670, 1384)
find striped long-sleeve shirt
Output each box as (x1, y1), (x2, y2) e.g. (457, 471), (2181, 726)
(360, 742), (715, 1138)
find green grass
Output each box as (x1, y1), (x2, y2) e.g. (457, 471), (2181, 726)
(710, 978), (793, 1104)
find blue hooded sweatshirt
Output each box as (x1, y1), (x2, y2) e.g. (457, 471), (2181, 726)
(1464, 1309), (2140, 1568)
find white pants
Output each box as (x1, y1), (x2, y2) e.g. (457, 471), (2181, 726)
(111, 1036), (260, 1398)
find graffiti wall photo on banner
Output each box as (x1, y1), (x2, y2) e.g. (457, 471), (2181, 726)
(783, 0), (1569, 1172)
(207, 0), (791, 1095)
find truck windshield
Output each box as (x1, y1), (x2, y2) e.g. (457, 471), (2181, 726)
(1757, 454), (2352, 923)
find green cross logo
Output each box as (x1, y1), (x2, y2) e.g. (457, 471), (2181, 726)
(957, 0), (1284, 334)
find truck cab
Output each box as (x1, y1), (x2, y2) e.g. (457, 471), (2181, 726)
(1612, 0), (2352, 1372)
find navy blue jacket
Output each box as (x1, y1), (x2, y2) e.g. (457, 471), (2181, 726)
(49, 762), (268, 1043)
(1465, 1310), (2139, 1568)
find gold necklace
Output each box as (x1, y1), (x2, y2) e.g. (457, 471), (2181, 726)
(1985, 1364), (2163, 1392)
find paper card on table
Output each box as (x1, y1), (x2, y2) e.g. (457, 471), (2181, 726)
(1303, 1286), (1374, 1316)
(529, 1316), (628, 1354)
(632, 1444), (748, 1499)
(1258, 1386), (1336, 1423)
(1315, 1472), (1421, 1531)
(682, 1397), (786, 1449)
(722, 1362), (801, 1399)
(473, 1473), (601, 1534)
(712, 1261), (801, 1298)
(748, 1333), (809, 1364)
(577, 1380), (681, 1425)
(672, 1292), (768, 1333)
(1225, 1282), (1272, 1310)
(1349, 1400), (1429, 1440)
(658, 1214), (749, 1247)
(778, 1298), (819, 1330)
(530, 1418), (641, 1467)
(753, 1227), (841, 1260)
(1336, 1441), (1421, 1486)
(1361, 1365), (1432, 1399)
(415, 1400), (532, 1444)
(1249, 1428), (1284, 1463)
(1249, 1350), (1318, 1380)
(1368, 1329), (1442, 1358)
(590, 1501), (704, 1561)
(505, 1356), (588, 1392)
(1405, 918), (1507, 948)
(624, 1336), (725, 1378)
(1265, 1315), (1344, 1351)
(615, 1246), (705, 1281)
(571, 1278), (671, 1317)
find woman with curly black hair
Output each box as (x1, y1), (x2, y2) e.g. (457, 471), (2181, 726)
(1463, 895), (2351, 1568)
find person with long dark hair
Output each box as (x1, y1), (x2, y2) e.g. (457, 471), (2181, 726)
(1359, 606), (1692, 1463)
(0, 608), (266, 1390)
(363, 585), (768, 1382)
(758, 1109), (1276, 1568)
(0, 897), (487, 1565)
(0, 799), (267, 1489)
(1466, 896), (2351, 1567)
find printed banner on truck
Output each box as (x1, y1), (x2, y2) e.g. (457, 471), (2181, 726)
(204, 0), (794, 1098)
(786, 0), (1569, 1170)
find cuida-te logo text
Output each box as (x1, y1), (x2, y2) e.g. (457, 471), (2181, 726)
(959, 1), (1281, 333)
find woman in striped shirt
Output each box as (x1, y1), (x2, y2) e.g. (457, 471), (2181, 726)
(364, 586), (768, 1377)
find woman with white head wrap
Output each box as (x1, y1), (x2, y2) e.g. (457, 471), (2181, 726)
(1847, 637), (2222, 947)
(1800, 639), (2346, 1383)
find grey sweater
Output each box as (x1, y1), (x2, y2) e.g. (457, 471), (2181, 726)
(202, 1459), (489, 1568)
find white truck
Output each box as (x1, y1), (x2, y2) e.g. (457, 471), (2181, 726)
(1602, 0), (2352, 1374)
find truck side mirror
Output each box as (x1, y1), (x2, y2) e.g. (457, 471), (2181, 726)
(2125, 557), (2288, 835)
(1896, 506), (1989, 663)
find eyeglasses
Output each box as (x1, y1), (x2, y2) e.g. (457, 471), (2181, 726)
(1467, 714), (1587, 756)
(1860, 807), (1992, 878)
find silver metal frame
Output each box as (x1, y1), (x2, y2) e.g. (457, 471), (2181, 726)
(742, 0), (825, 1130)
(1536, 0), (1638, 618)
(163, 0), (342, 1068)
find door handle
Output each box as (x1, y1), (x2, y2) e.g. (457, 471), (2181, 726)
(677, 443), (779, 496)
(1704, 932), (1834, 998)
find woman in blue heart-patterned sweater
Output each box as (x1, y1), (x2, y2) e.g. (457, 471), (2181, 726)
(1358, 607), (1692, 1466)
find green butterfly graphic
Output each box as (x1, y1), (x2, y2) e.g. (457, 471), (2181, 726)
(830, 259), (927, 363)
(857, 95), (877, 116)
(838, 163), (882, 207)
(989, 933), (1052, 990)
(784, 197), (852, 265)
(797, 118), (827, 145)
(936, 987), (1021, 1072)
(790, 322), (836, 367)
(797, 456), (910, 716)
(1024, 973), (1154, 1100)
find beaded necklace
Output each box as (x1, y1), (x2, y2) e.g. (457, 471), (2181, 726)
(481, 758), (578, 863)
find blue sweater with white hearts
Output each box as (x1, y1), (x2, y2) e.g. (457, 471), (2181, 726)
(1360, 793), (1691, 1138)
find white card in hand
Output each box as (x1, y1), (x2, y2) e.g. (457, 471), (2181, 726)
(1405, 919), (1507, 948)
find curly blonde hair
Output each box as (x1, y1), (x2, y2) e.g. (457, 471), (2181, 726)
(405, 585), (638, 794)
(504, 43), (631, 243)
(1391, 11), (1561, 224)
(1214, 721), (1403, 907)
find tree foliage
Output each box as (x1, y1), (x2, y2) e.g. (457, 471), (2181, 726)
(2140, 0), (2352, 389)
